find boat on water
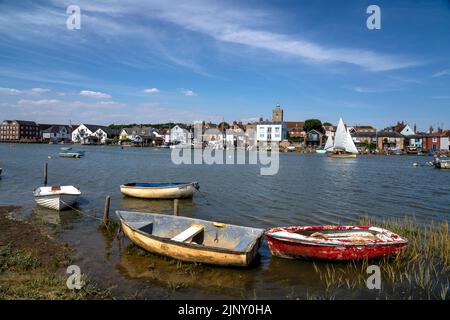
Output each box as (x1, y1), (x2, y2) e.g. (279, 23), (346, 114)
(265, 226), (407, 261)
(33, 185), (81, 211)
(0, 167), (2, 176)
(434, 159), (450, 169)
(316, 134), (335, 154)
(116, 211), (265, 267)
(59, 151), (85, 158)
(60, 147), (72, 151)
(326, 118), (359, 158)
(120, 182), (200, 199)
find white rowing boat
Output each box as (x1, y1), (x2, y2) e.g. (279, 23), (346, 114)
(33, 185), (81, 211)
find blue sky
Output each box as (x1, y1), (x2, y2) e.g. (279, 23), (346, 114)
(0, 0), (449, 130)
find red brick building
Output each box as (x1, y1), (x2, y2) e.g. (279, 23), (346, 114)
(0, 120), (40, 142)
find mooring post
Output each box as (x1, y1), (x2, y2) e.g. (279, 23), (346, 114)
(173, 199), (179, 216)
(44, 162), (48, 186)
(103, 196), (111, 226)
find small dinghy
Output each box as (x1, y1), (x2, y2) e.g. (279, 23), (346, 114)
(120, 182), (199, 199)
(265, 226), (407, 261)
(33, 185), (81, 211)
(116, 211), (265, 267)
(60, 147), (72, 151)
(59, 151), (85, 158)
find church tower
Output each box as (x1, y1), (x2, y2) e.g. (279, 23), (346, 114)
(272, 104), (283, 122)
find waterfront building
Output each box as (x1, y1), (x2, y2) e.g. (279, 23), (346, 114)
(376, 131), (404, 151)
(256, 121), (287, 143)
(119, 126), (161, 145)
(351, 132), (377, 148)
(226, 121), (246, 147)
(348, 126), (377, 133)
(41, 125), (73, 143)
(0, 120), (39, 142)
(285, 121), (305, 139)
(304, 129), (324, 147)
(71, 124), (118, 144)
(170, 125), (193, 145)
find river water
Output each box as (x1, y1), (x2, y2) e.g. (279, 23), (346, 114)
(1, 144), (449, 299)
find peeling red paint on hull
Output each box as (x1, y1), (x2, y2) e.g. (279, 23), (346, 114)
(264, 226), (408, 261)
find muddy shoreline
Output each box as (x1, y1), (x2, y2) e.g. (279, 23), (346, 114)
(0, 205), (108, 299)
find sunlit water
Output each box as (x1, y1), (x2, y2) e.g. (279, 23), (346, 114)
(1, 144), (449, 299)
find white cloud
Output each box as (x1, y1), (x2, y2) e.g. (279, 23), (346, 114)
(0, 87), (22, 95)
(432, 69), (450, 78)
(144, 87), (160, 94)
(17, 99), (61, 106)
(79, 90), (111, 99)
(31, 88), (50, 94)
(181, 89), (197, 97)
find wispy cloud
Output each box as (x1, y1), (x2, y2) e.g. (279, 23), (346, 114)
(79, 90), (111, 99)
(17, 99), (61, 106)
(0, 87), (51, 95)
(144, 88), (160, 94)
(0, 0), (420, 72)
(432, 69), (450, 78)
(181, 89), (197, 97)
(0, 87), (21, 95)
(31, 88), (51, 94)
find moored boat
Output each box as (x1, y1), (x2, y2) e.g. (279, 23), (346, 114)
(59, 151), (85, 158)
(0, 167), (2, 176)
(33, 185), (81, 211)
(120, 182), (199, 199)
(434, 159), (450, 169)
(116, 211), (265, 267)
(265, 226), (407, 261)
(60, 147), (72, 151)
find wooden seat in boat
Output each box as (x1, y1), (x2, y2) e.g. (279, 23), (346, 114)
(51, 185), (61, 191)
(171, 224), (204, 243)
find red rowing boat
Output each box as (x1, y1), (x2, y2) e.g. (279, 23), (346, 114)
(264, 226), (407, 261)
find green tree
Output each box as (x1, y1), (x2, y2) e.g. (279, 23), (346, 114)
(304, 119), (324, 134)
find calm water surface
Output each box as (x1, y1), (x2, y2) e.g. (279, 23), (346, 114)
(1, 144), (449, 299)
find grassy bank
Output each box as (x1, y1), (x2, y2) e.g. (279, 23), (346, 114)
(0, 206), (110, 299)
(308, 216), (449, 300)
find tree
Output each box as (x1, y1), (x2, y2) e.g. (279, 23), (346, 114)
(304, 119), (324, 134)
(323, 122), (333, 127)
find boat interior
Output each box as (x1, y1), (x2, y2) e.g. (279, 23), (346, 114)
(118, 211), (264, 252)
(291, 229), (385, 241)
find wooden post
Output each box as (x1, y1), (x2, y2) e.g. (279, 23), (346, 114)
(173, 199), (179, 216)
(44, 162), (48, 186)
(103, 196), (111, 226)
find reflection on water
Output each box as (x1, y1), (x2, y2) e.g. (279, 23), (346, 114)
(0, 144), (449, 299)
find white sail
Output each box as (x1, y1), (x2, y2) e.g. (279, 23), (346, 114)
(333, 118), (347, 150)
(344, 128), (359, 154)
(324, 135), (334, 151)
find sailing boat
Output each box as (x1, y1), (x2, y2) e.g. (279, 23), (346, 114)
(316, 134), (334, 154)
(327, 118), (359, 158)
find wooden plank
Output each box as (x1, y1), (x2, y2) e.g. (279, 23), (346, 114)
(171, 224), (204, 243)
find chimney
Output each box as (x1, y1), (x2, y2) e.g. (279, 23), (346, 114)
(429, 126), (434, 134)
(414, 124), (417, 134)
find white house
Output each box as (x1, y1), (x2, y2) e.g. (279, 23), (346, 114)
(72, 124), (117, 144)
(42, 125), (72, 143)
(256, 122), (287, 142)
(170, 125), (192, 144)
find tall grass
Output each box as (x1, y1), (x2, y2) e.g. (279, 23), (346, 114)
(309, 216), (449, 299)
